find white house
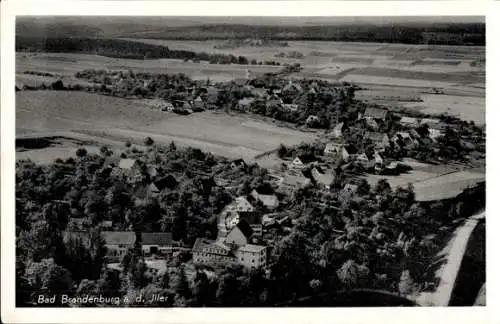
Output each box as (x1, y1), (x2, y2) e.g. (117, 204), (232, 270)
(324, 142), (345, 156)
(251, 189), (279, 210)
(289, 157), (306, 169)
(192, 237), (234, 266)
(235, 244), (267, 269)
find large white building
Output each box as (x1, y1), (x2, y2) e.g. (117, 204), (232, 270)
(192, 220), (267, 269)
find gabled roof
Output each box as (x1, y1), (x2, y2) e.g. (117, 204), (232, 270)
(311, 167), (335, 186)
(141, 232), (172, 246)
(238, 244), (266, 253)
(364, 132), (389, 143)
(251, 189), (279, 209)
(238, 98), (255, 106)
(119, 158), (138, 170)
(235, 219), (253, 239)
(400, 116), (419, 125)
(102, 231), (136, 246)
(364, 107), (388, 120)
(192, 237), (213, 253)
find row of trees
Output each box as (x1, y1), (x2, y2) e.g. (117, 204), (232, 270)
(16, 37), (253, 64)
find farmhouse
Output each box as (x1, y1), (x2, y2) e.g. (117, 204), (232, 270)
(102, 231), (136, 258)
(282, 81), (303, 94)
(251, 87), (268, 99)
(141, 232), (173, 255)
(221, 196), (256, 230)
(363, 107), (388, 121)
(364, 132), (390, 149)
(420, 118), (442, 129)
(289, 156), (307, 169)
(251, 189), (279, 210)
(278, 172), (311, 194)
(193, 96), (205, 109)
(118, 158), (140, 171)
(400, 116), (419, 128)
(324, 142), (345, 156)
(238, 98), (255, 110)
(356, 153), (371, 167)
(311, 167), (335, 189)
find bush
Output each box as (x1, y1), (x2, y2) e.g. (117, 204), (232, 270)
(125, 141), (132, 148)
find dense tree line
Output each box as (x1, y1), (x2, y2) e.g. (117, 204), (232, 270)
(122, 23), (485, 46)
(16, 37), (252, 64)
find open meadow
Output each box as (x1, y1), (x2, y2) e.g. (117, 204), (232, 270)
(16, 91), (316, 163)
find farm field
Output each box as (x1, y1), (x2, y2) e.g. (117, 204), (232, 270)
(16, 91), (316, 161)
(364, 159), (485, 202)
(16, 52), (281, 82)
(16, 39), (485, 124)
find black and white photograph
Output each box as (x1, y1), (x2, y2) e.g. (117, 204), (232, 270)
(2, 1), (491, 321)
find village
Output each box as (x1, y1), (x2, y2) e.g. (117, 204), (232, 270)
(59, 68), (484, 278)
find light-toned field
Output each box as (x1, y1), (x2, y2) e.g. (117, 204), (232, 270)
(16, 91), (316, 161)
(16, 52), (281, 82)
(364, 159), (485, 202)
(403, 94), (485, 124)
(16, 40), (485, 123)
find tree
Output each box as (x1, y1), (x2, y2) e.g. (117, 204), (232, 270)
(174, 265), (192, 300)
(24, 258), (73, 305)
(144, 137), (155, 146)
(277, 144), (288, 159)
(337, 259), (370, 289)
(76, 148), (88, 157)
(169, 141), (177, 151)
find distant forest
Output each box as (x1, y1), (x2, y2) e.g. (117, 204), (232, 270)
(15, 37), (250, 63)
(122, 23), (485, 46)
(15, 21), (485, 46)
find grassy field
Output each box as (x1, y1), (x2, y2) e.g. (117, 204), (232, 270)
(16, 91), (316, 162)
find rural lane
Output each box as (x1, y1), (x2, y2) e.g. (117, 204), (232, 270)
(415, 210), (485, 306)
